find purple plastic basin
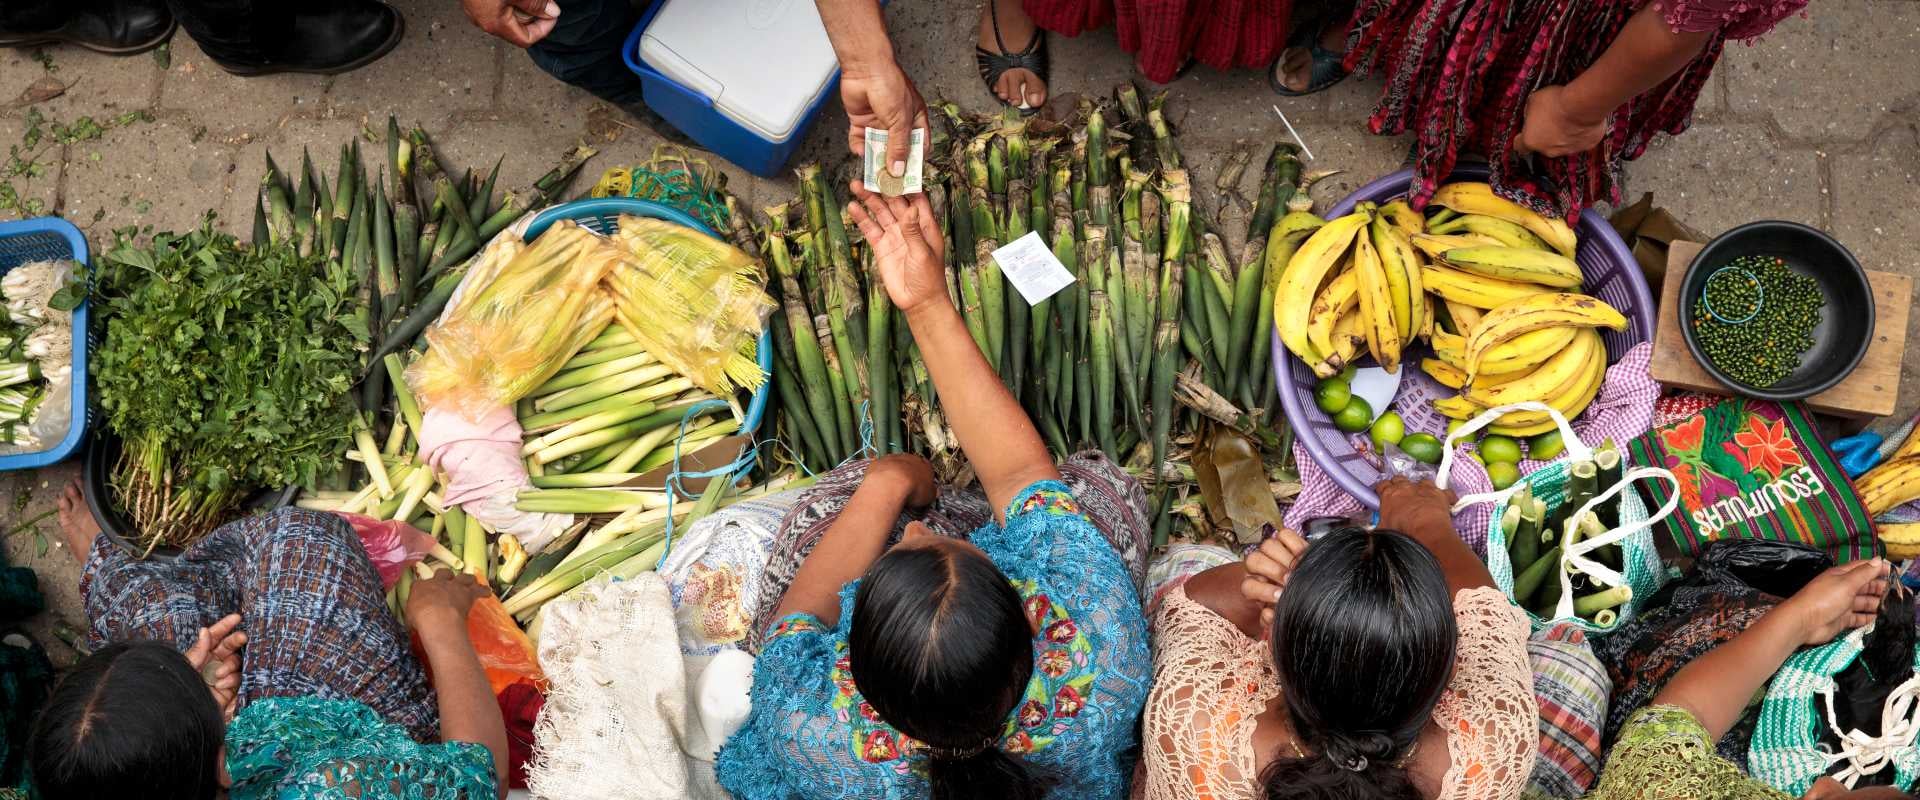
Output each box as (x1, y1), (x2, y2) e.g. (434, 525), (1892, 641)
(1273, 165), (1657, 509)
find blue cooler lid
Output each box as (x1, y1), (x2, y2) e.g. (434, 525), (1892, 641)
(638, 0), (839, 143)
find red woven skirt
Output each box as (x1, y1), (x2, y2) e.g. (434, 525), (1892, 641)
(1024, 0), (1293, 84)
(1343, 0), (1727, 220)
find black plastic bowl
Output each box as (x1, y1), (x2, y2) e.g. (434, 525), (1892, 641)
(1680, 221), (1873, 401)
(84, 432), (299, 561)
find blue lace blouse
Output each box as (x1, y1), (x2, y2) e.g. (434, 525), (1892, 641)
(715, 480), (1151, 799)
(226, 696), (497, 800)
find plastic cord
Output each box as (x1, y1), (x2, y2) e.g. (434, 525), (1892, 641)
(656, 399), (755, 563)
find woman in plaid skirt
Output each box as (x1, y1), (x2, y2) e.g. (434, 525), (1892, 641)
(1319, 0), (1815, 218)
(27, 484), (509, 800)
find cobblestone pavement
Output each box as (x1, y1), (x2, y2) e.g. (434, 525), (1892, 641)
(1, 0), (1916, 663)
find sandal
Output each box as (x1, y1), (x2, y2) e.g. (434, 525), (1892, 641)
(1269, 21), (1351, 97)
(975, 2), (1050, 116)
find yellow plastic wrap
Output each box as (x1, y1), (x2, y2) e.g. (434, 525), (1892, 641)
(408, 221), (621, 420)
(606, 215), (772, 398)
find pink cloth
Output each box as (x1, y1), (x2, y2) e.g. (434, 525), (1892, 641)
(1657, 0), (1807, 40)
(1286, 343), (1660, 555)
(335, 512), (437, 588)
(419, 406), (575, 552)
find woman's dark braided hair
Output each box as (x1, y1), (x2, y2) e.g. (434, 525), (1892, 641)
(849, 540), (1043, 800)
(1260, 527), (1458, 800)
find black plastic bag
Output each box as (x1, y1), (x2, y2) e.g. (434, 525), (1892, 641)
(1821, 585), (1918, 787)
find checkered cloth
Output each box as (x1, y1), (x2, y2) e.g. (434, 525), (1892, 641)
(82, 508), (438, 741)
(1525, 624), (1611, 799)
(1750, 627), (1920, 795)
(1286, 342), (1660, 557)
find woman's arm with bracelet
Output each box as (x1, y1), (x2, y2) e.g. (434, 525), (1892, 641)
(845, 183), (1059, 521)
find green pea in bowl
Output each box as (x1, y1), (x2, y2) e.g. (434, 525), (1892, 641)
(1681, 221), (1873, 401)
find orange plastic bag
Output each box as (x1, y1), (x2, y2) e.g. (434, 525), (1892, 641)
(466, 585), (546, 695)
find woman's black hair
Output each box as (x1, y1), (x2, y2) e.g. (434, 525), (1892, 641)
(848, 540), (1043, 800)
(1260, 527), (1457, 800)
(30, 640), (226, 800)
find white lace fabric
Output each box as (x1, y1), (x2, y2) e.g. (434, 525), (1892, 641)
(1138, 585), (1537, 800)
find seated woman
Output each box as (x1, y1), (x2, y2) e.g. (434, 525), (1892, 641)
(29, 488), (508, 800)
(1139, 477), (1537, 800)
(1590, 558), (1907, 800)
(715, 185), (1153, 799)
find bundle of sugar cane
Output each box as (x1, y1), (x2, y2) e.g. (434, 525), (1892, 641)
(603, 215), (772, 401)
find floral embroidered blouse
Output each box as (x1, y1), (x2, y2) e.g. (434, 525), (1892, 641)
(225, 696), (496, 799)
(715, 481), (1152, 799)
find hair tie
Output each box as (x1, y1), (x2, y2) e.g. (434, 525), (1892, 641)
(927, 733), (999, 760)
(1339, 755), (1369, 772)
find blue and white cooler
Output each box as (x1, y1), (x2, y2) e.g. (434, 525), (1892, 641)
(623, 0), (843, 177)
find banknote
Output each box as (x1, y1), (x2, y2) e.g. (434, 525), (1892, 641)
(862, 127), (925, 197)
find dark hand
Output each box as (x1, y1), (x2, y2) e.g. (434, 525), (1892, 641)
(1515, 86), (1609, 158)
(1242, 526), (1309, 631)
(1374, 477), (1457, 535)
(846, 182), (949, 315)
(1781, 559), (1891, 648)
(406, 568), (488, 632)
(842, 64), (929, 178)
(184, 613), (245, 721)
(871, 453), (938, 508)
(461, 0), (560, 48)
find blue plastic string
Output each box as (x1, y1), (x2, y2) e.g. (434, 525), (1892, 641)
(657, 399), (757, 562)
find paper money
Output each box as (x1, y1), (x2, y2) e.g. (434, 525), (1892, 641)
(862, 127), (925, 197)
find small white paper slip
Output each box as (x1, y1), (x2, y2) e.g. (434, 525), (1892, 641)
(862, 127), (926, 196)
(991, 231), (1076, 306)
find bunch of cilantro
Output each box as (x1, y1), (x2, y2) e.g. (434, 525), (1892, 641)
(93, 217), (365, 546)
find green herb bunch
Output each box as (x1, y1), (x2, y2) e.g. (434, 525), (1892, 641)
(94, 217), (365, 549)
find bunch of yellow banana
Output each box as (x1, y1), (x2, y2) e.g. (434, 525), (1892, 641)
(1275, 181), (1627, 434)
(1855, 425), (1920, 557)
(1276, 200), (1430, 377)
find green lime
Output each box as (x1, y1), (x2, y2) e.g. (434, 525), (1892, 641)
(1446, 419), (1467, 439)
(1399, 432), (1443, 464)
(1333, 396), (1374, 433)
(1486, 461), (1521, 490)
(1370, 411), (1406, 452)
(1479, 435), (1523, 465)
(1528, 430), (1566, 461)
(1315, 379), (1353, 414)
(1338, 363), (1357, 382)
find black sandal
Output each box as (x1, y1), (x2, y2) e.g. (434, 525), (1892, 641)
(1269, 21), (1351, 98)
(975, 2), (1050, 116)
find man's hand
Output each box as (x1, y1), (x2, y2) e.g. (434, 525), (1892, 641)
(846, 182), (948, 315)
(461, 0), (561, 48)
(1514, 86), (1609, 158)
(1374, 476), (1457, 537)
(184, 613), (246, 721)
(407, 568), (488, 633)
(842, 64), (928, 179)
(1782, 559), (1891, 648)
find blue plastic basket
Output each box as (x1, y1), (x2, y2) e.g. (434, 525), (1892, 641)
(525, 196), (773, 439)
(0, 216), (89, 470)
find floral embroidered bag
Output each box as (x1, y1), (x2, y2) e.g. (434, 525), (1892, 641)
(1627, 397), (1879, 562)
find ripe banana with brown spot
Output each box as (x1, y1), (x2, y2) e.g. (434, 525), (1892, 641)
(1276, 210), (1372, 364)
(1461, 329), (1601, 407)
(1442, 245), (1583, 289)
(1372, 215), (1417, 341)
(1307, 270), (1359, 376)
(1857, 456), (1920, 517)
(1443, 299), (1482, 335)
(1433, 350), (1608, 435)
(1352, 227), (1401, 372)
(1878, 521), (1920, 560)
(1432, 326), (1578, 375)
(1421, 358), (1529, 391)
(1378, 200), (1425, 238)
(1464, 293), (1627, 380)
(1430, 182), (1578, 258)
(1332, 308), (1364, 365)
(1422, 264), (1556, 310)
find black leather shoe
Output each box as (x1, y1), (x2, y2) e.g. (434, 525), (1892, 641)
(209, 0), (404, 77)
(0, 0), (175, 56)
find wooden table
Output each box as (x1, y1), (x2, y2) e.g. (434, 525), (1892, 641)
(1650, 240), (1911, 418)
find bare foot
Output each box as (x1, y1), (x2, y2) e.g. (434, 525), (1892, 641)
(978, 0), (1048, 109)
(1274, 22), (1350, 93)
(57, 482), (99, 563)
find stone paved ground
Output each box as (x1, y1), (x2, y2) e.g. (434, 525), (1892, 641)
(1, 0), (1916, 664)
